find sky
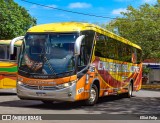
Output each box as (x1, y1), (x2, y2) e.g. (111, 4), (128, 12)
(14, 0), (158, 25)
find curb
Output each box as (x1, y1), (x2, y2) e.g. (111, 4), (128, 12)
(142, 85), (160, 89)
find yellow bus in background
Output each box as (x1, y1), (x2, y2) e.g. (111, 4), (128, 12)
(10, 22), (142, 105)
(0, 40), (22, 89)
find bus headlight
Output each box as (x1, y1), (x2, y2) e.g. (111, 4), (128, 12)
(56, 80), (77, 89)
(17, 81), (23, 85)
(17, 77), (23, 85)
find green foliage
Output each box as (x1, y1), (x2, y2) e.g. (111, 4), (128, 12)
(143, 66), (151, 75)
(0, 0), (36, 39)
(106, 0), (160, 60)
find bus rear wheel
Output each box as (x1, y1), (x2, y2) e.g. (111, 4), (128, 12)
(127, 83), (133, 98)
(85, 84), (98, 106)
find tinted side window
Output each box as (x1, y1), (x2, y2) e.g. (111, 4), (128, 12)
(0, 45), (7, 59)
(106, 37), (118, 60)
(120, 44), (132, 62)
(0, 45), (18, 61)
(137, 49), (142, 63)
(94, 33), (141, 63)
(95, 33), (106, 58)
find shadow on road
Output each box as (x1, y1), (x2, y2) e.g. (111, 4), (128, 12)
(0, 93), (159, 114)
(88, 95), (160, 114)
(0, 92), (17, 96)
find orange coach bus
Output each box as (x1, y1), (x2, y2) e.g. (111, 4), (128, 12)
(9, 22), (142, 105)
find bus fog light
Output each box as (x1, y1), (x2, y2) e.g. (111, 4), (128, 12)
(68, 92), (72, 97)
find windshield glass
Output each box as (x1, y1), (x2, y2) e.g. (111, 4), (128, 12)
(19, 33), (78, 77)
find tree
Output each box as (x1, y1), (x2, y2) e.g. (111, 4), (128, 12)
(106, 0), (160, 60)
(0, 0), (36, 39)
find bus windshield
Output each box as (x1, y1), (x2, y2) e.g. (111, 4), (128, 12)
(19, 33), (78, 76)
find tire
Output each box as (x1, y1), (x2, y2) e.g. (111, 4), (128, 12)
(127, 83), (133, 98)
(85, 84), (98, 106)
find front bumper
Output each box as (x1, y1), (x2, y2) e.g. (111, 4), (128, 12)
(17, 82), (77, 102)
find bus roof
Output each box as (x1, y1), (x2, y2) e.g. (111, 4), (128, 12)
(27, 22), (141, 50)
(0, 40), (22, 46)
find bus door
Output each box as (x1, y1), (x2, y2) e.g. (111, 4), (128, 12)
(76, 31), (95, 99)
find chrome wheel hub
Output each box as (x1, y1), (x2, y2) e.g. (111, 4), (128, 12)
(89, 88), (96, 102)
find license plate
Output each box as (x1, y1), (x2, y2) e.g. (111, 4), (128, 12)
(36, 92), (46, 96)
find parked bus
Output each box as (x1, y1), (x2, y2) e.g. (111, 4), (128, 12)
(10, 22), (142, 105)
(0, 40), (22, 89)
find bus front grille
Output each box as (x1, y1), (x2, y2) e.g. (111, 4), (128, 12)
(20, 83), (58, 90)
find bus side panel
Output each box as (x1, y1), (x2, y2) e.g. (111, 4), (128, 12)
(75, 70), (103, 101)
(0, 77), (17, 88)
(92, 57), (142, 96)
(92, 57), (117, 97)
(133, 63), (142, 91)
(0, 75), (3, 88)
(75, 74), (89, 101)
(0, 62), (17, 88)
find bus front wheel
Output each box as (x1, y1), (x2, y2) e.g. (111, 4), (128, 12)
(85, 84), (98, 106)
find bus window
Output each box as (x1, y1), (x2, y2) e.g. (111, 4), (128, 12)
(131, 48), (137, 64)
(117, 41), (122, 61)
(0, 45), (6, 59)
(118, 43), (132, 62)
(0, 45), (18, 61)
(10, 47), (17, 60)
(0, 45), (9, 60)
(106, 37), (117, 59)
(126, 45), (132, 62)
(137, 49), (142, 64)
(78, 38), (90, 70)
(95, 33), (106, 58)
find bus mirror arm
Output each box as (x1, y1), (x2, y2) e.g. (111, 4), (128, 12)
(74, 35), (85, 56)
(10, 36), (24, 54)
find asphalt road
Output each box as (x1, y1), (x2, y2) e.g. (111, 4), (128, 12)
(0, 89), (159, 122)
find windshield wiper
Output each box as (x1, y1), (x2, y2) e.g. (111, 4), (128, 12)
(39, 45), (57, 76)
(43, 55), (57, 76)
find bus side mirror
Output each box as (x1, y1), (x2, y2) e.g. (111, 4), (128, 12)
(74, 35), (85, 56)
(10, 36), (24, 54)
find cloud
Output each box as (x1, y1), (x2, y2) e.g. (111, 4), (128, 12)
(112, 8), (128, 15)
(142, 0), (157, 4)
(30, 4), (58, 10)
(68, 2), (92, 9)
